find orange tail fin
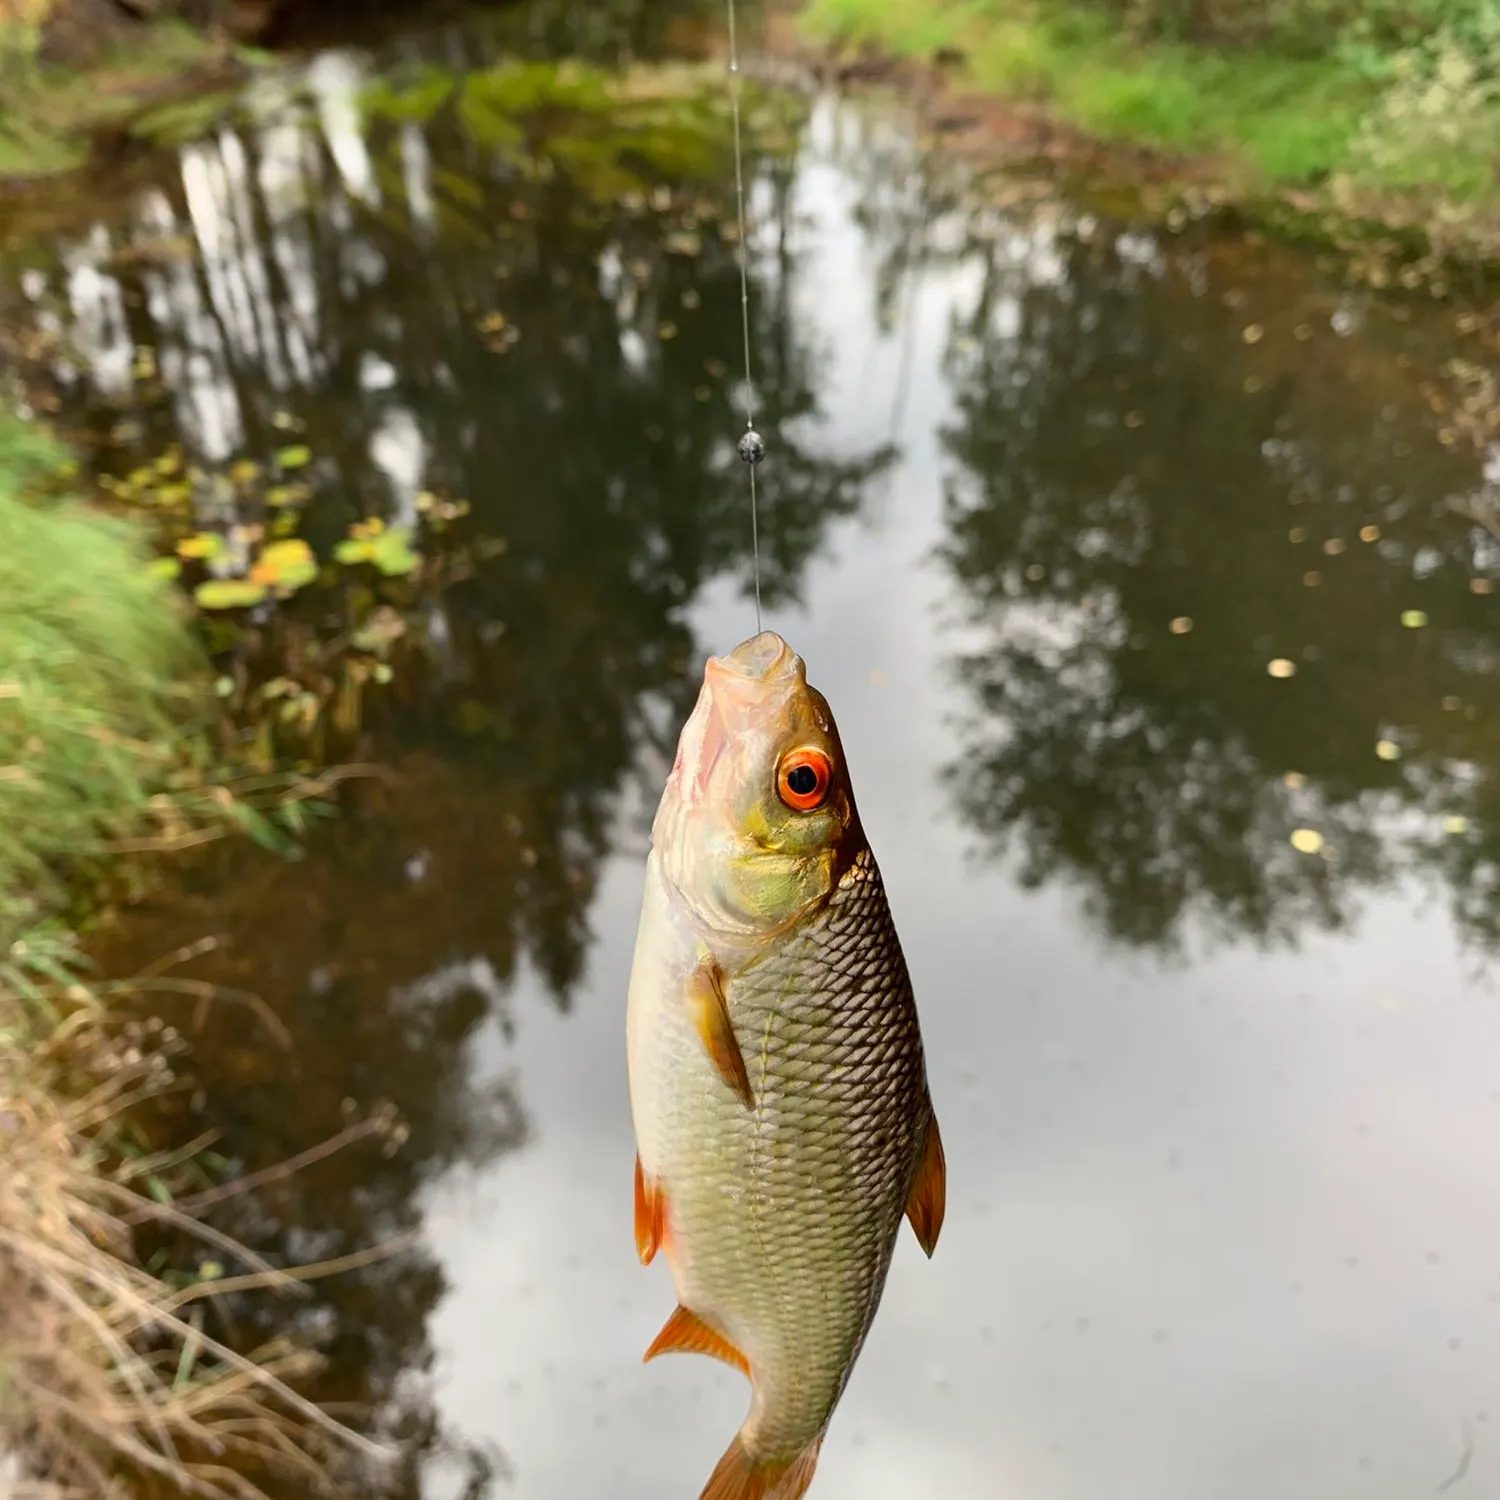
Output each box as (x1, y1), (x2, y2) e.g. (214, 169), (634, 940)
(700, 1432), (822, 1500)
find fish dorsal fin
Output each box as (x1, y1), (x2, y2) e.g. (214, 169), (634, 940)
(904, 1110), (946, 1258)
(686, 958), (754, 1109)
(644, 1305), (750, 1379)
(634, 1155), (666, 1266)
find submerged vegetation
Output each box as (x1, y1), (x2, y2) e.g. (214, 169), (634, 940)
(0, 411), (387, 1493)
(799, 0), (1500, 265)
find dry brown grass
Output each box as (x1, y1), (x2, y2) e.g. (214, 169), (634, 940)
(0, 953), (396, 1500)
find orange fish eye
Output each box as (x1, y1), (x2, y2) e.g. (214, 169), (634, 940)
(776, 747), (833, 812)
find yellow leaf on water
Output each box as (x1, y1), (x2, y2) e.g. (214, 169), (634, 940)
(249, 538), (318, 593)
(194, 578), (268, 611)
(1443, 816), (1469, 834)
(1290, 829), (1324, 855)
(176, 532), (224, 561)
(1267, 658), (1297, 679)
(1375, 739), (1401, 761)
(1400, 609), (1428, 629)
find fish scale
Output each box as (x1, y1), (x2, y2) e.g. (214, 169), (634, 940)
(626, 631), (942, 1500)
(726, 849), (930, 1451)
(642, 847), (928, 1452)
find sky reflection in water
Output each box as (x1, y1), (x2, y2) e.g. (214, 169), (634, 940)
(8, 12), (1500, 1498)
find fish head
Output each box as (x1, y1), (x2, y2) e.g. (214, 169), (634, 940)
(655, 631), (859, 939)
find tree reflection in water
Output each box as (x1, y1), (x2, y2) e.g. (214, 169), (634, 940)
(942, 214), (1500, 953)
(10, 15), (893, 1498)
(838, 131), (1500, 956)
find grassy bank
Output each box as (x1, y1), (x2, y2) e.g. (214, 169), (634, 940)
(0, 421), (200, 934)
(0, 410), (375, 1496)
(798, 0), (1500, 263)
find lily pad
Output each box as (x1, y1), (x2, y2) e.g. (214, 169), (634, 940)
(153, 481), (192, 508)
(336, 525), (419, 576)
(370, 529), (419, 576)
(176, 531), (225, 561)
(249, 538), (318, 594)
(195, 578), (269, 611)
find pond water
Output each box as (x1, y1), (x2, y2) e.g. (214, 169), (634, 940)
(6, 4), (1500, 1498)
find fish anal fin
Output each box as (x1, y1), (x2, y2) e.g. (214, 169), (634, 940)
(643, 1305), (750, 1379)
(685, 958), (753, 1109)
(905, 1109), (946, 1258)
(634, 1154), (667, 1266)
(701, 1433), (822, 1500)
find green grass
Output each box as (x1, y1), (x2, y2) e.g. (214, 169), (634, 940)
(0, 414), (204, 931)
(0, 410), (372, 1495)
(799, 0), (1382, 184)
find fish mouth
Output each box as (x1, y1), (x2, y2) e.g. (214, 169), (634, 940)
(683, 633), (807, 797)
(705, 632), (805, 698)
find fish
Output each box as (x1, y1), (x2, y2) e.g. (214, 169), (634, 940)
(625, 630), (945, 1500)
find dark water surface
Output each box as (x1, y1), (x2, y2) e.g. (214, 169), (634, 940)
(6, 5), (1500, 1497)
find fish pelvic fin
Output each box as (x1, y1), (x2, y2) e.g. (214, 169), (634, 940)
(686, 957), (754, 1109)
(644, 1304), (750, 1378)
(904, 1108), (946, 1258)
(701, 1432), (823, 1500)
(634, 1154), (667, 1265)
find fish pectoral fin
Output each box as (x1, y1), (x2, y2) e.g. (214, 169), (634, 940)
(904, 1109), (946, 1258)
(685, 958), (754, 1110)
(643, 1305), (750, 1379)
(701, 1432), (823, 1500)
(634, 1155), (667, 1266)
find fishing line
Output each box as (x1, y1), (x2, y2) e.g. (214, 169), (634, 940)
(725, 0), (766, 633)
